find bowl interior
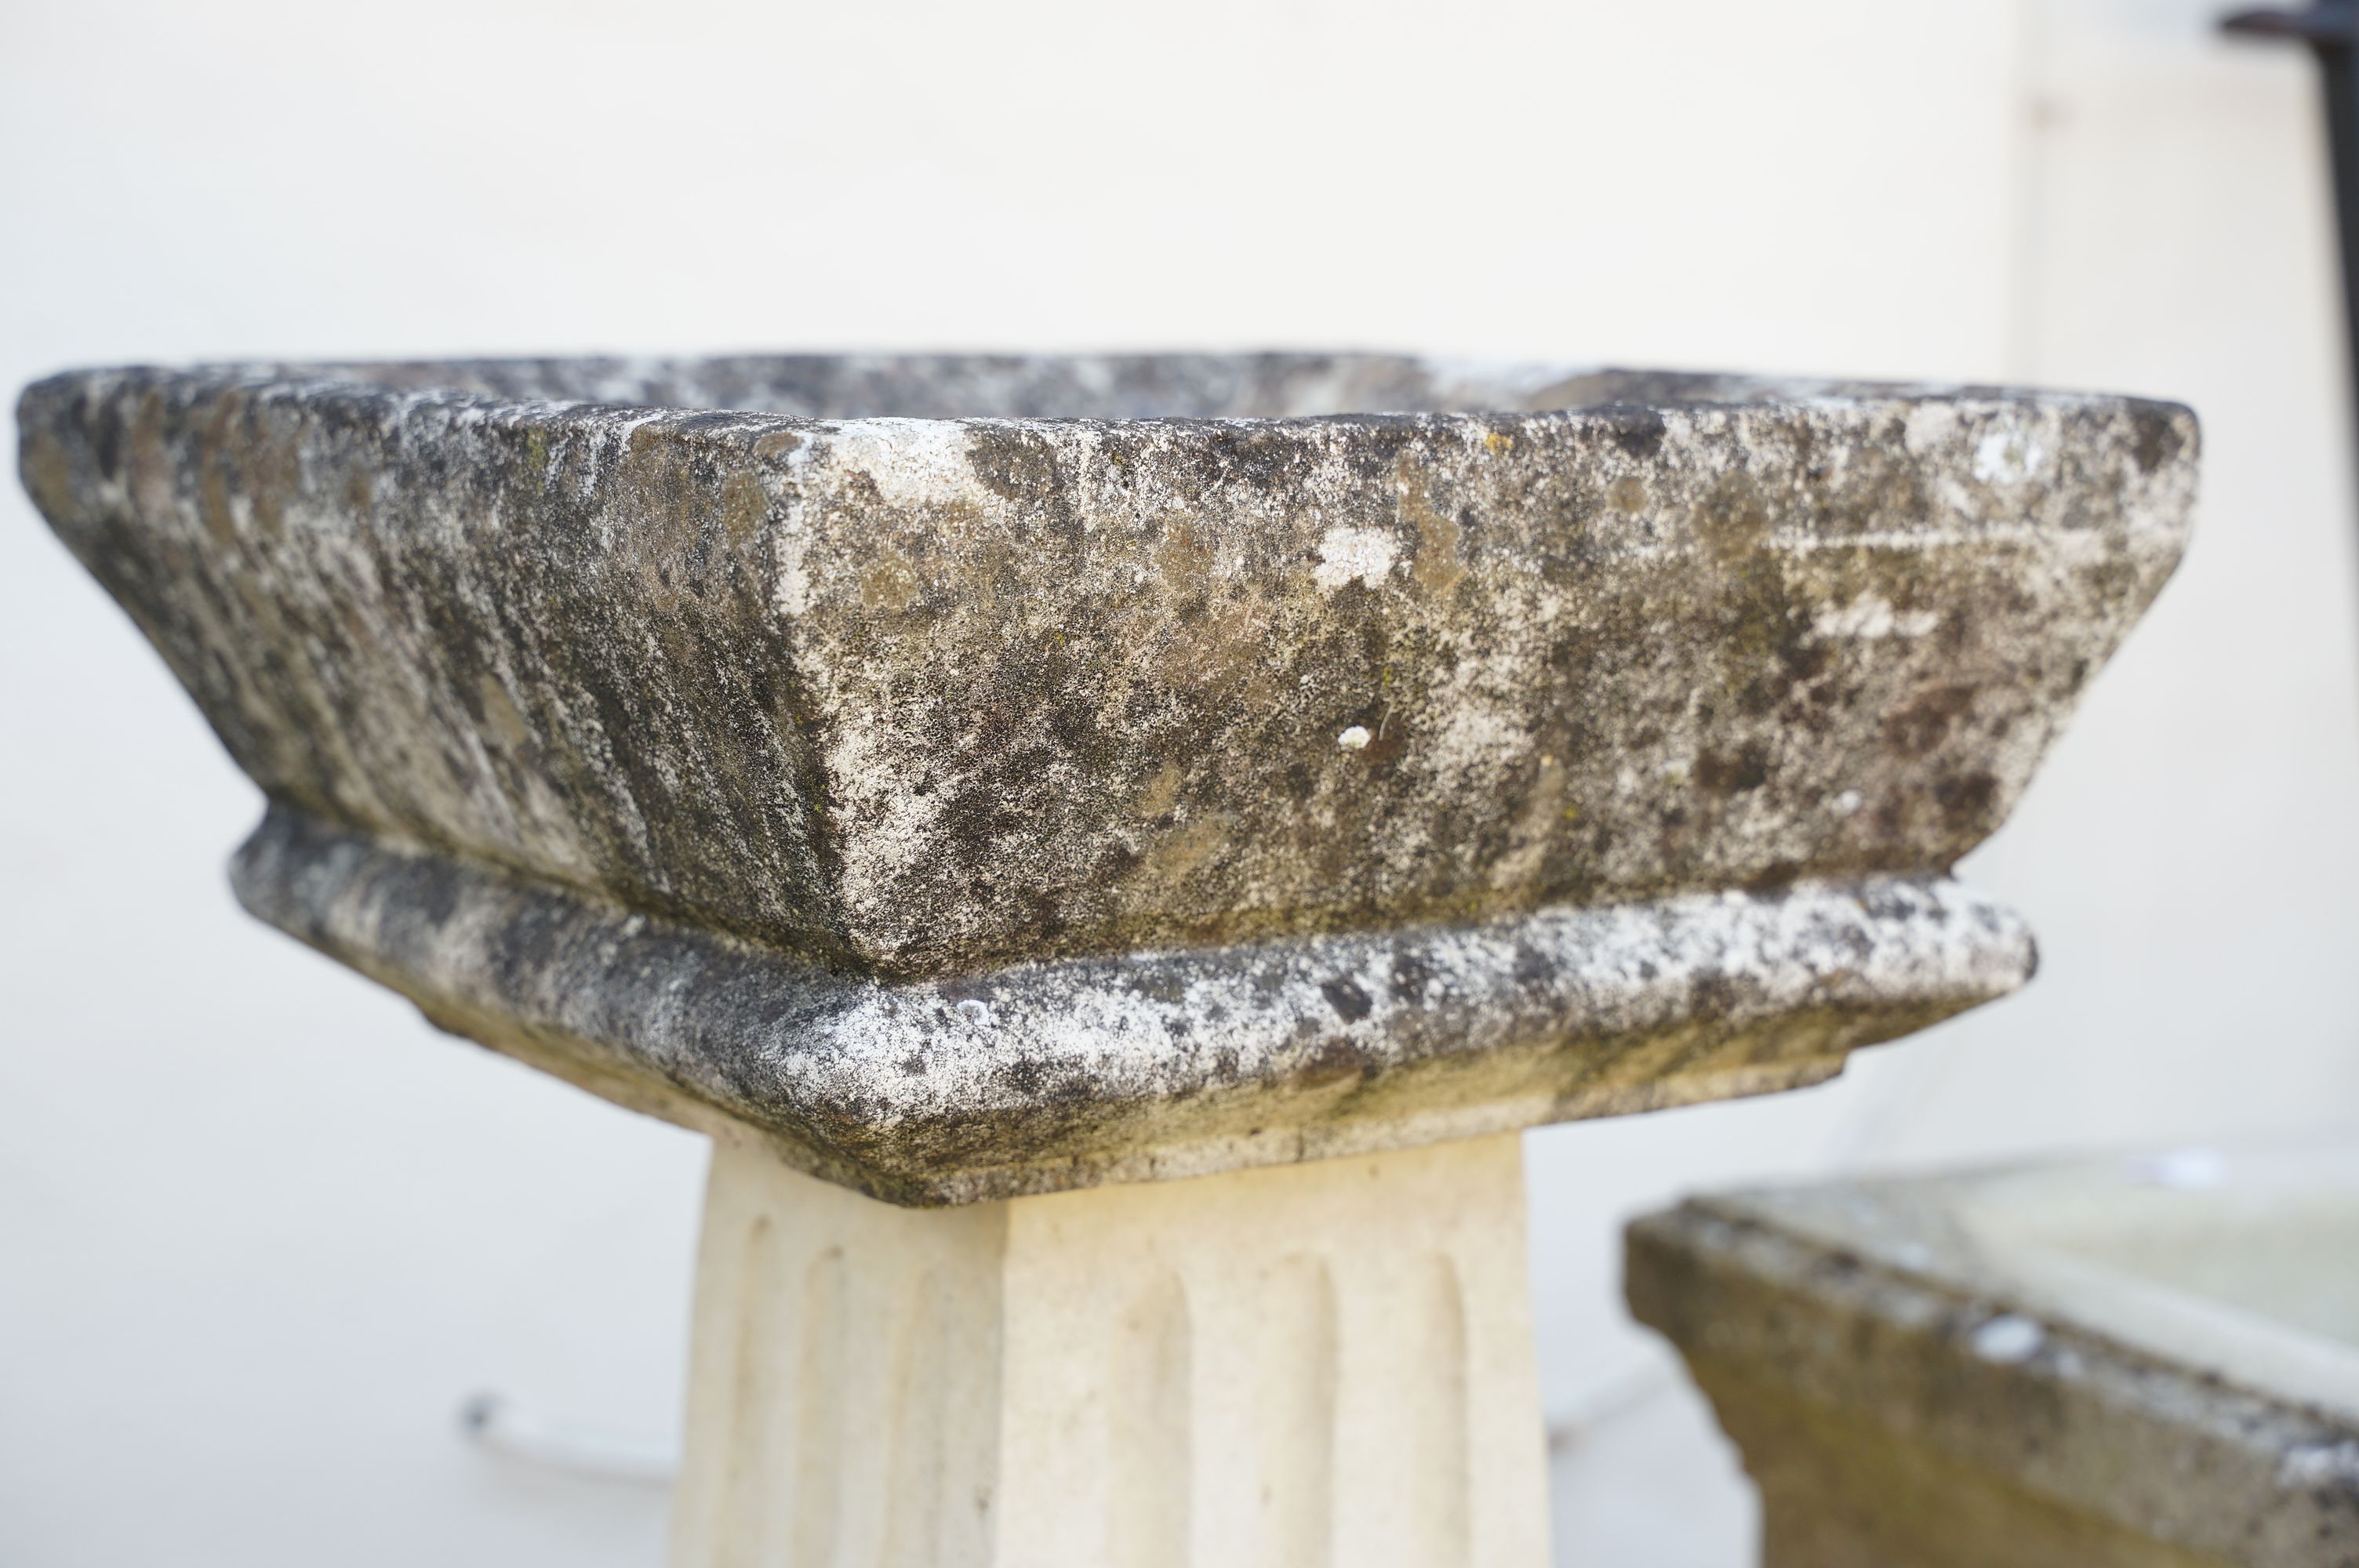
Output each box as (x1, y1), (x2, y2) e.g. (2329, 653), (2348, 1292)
(249, 352), (1791, 422)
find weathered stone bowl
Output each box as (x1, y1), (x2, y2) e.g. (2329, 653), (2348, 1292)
(16, 354), (2196, 1202)
(1628, 1143), (2359, 1566)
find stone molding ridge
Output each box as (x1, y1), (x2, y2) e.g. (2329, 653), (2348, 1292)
(234, 804), (2033, 1206)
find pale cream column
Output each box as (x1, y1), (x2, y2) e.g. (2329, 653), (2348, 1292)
(669, 1133), (1548, 1568)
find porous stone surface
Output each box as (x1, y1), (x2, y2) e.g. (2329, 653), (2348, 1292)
(17, 354), (2194, 976)
(18, 354), (2194, 1201)
(233, 804), (2030, 1203)
(1627, 1156), (2359, 1568)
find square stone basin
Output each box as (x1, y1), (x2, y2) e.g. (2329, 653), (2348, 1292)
(1629, 1142), (2359, 1566)
(18, 354), (2195, 1202)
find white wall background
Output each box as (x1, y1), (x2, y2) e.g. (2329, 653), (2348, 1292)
(2, 2), (2354, 1563)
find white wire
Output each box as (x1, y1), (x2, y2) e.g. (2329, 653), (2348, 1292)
(459, 1392), (678, 1486)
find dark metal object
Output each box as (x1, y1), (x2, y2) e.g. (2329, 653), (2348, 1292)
(2224, 5), (2359, 448)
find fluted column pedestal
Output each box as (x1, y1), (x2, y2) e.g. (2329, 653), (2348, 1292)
(670, 1133), (1547, 1568)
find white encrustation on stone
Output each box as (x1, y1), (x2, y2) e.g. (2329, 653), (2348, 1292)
(1968, 1313), (2045, 1365)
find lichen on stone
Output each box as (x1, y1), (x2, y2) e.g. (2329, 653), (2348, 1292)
(16, 353), (2196, 1201)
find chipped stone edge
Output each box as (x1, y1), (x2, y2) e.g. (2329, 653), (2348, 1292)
(233, 805), (2034, 1206)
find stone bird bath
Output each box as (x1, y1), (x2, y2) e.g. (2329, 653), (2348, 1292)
(1627, 1142), (2359, 1566)
(18, 354), (2194, 1566)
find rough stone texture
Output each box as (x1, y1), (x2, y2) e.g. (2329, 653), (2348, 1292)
(1627, 1152), (2359, 1568)
(232, 804), (2030, 1204)
(17, 354), (2194, 1201)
